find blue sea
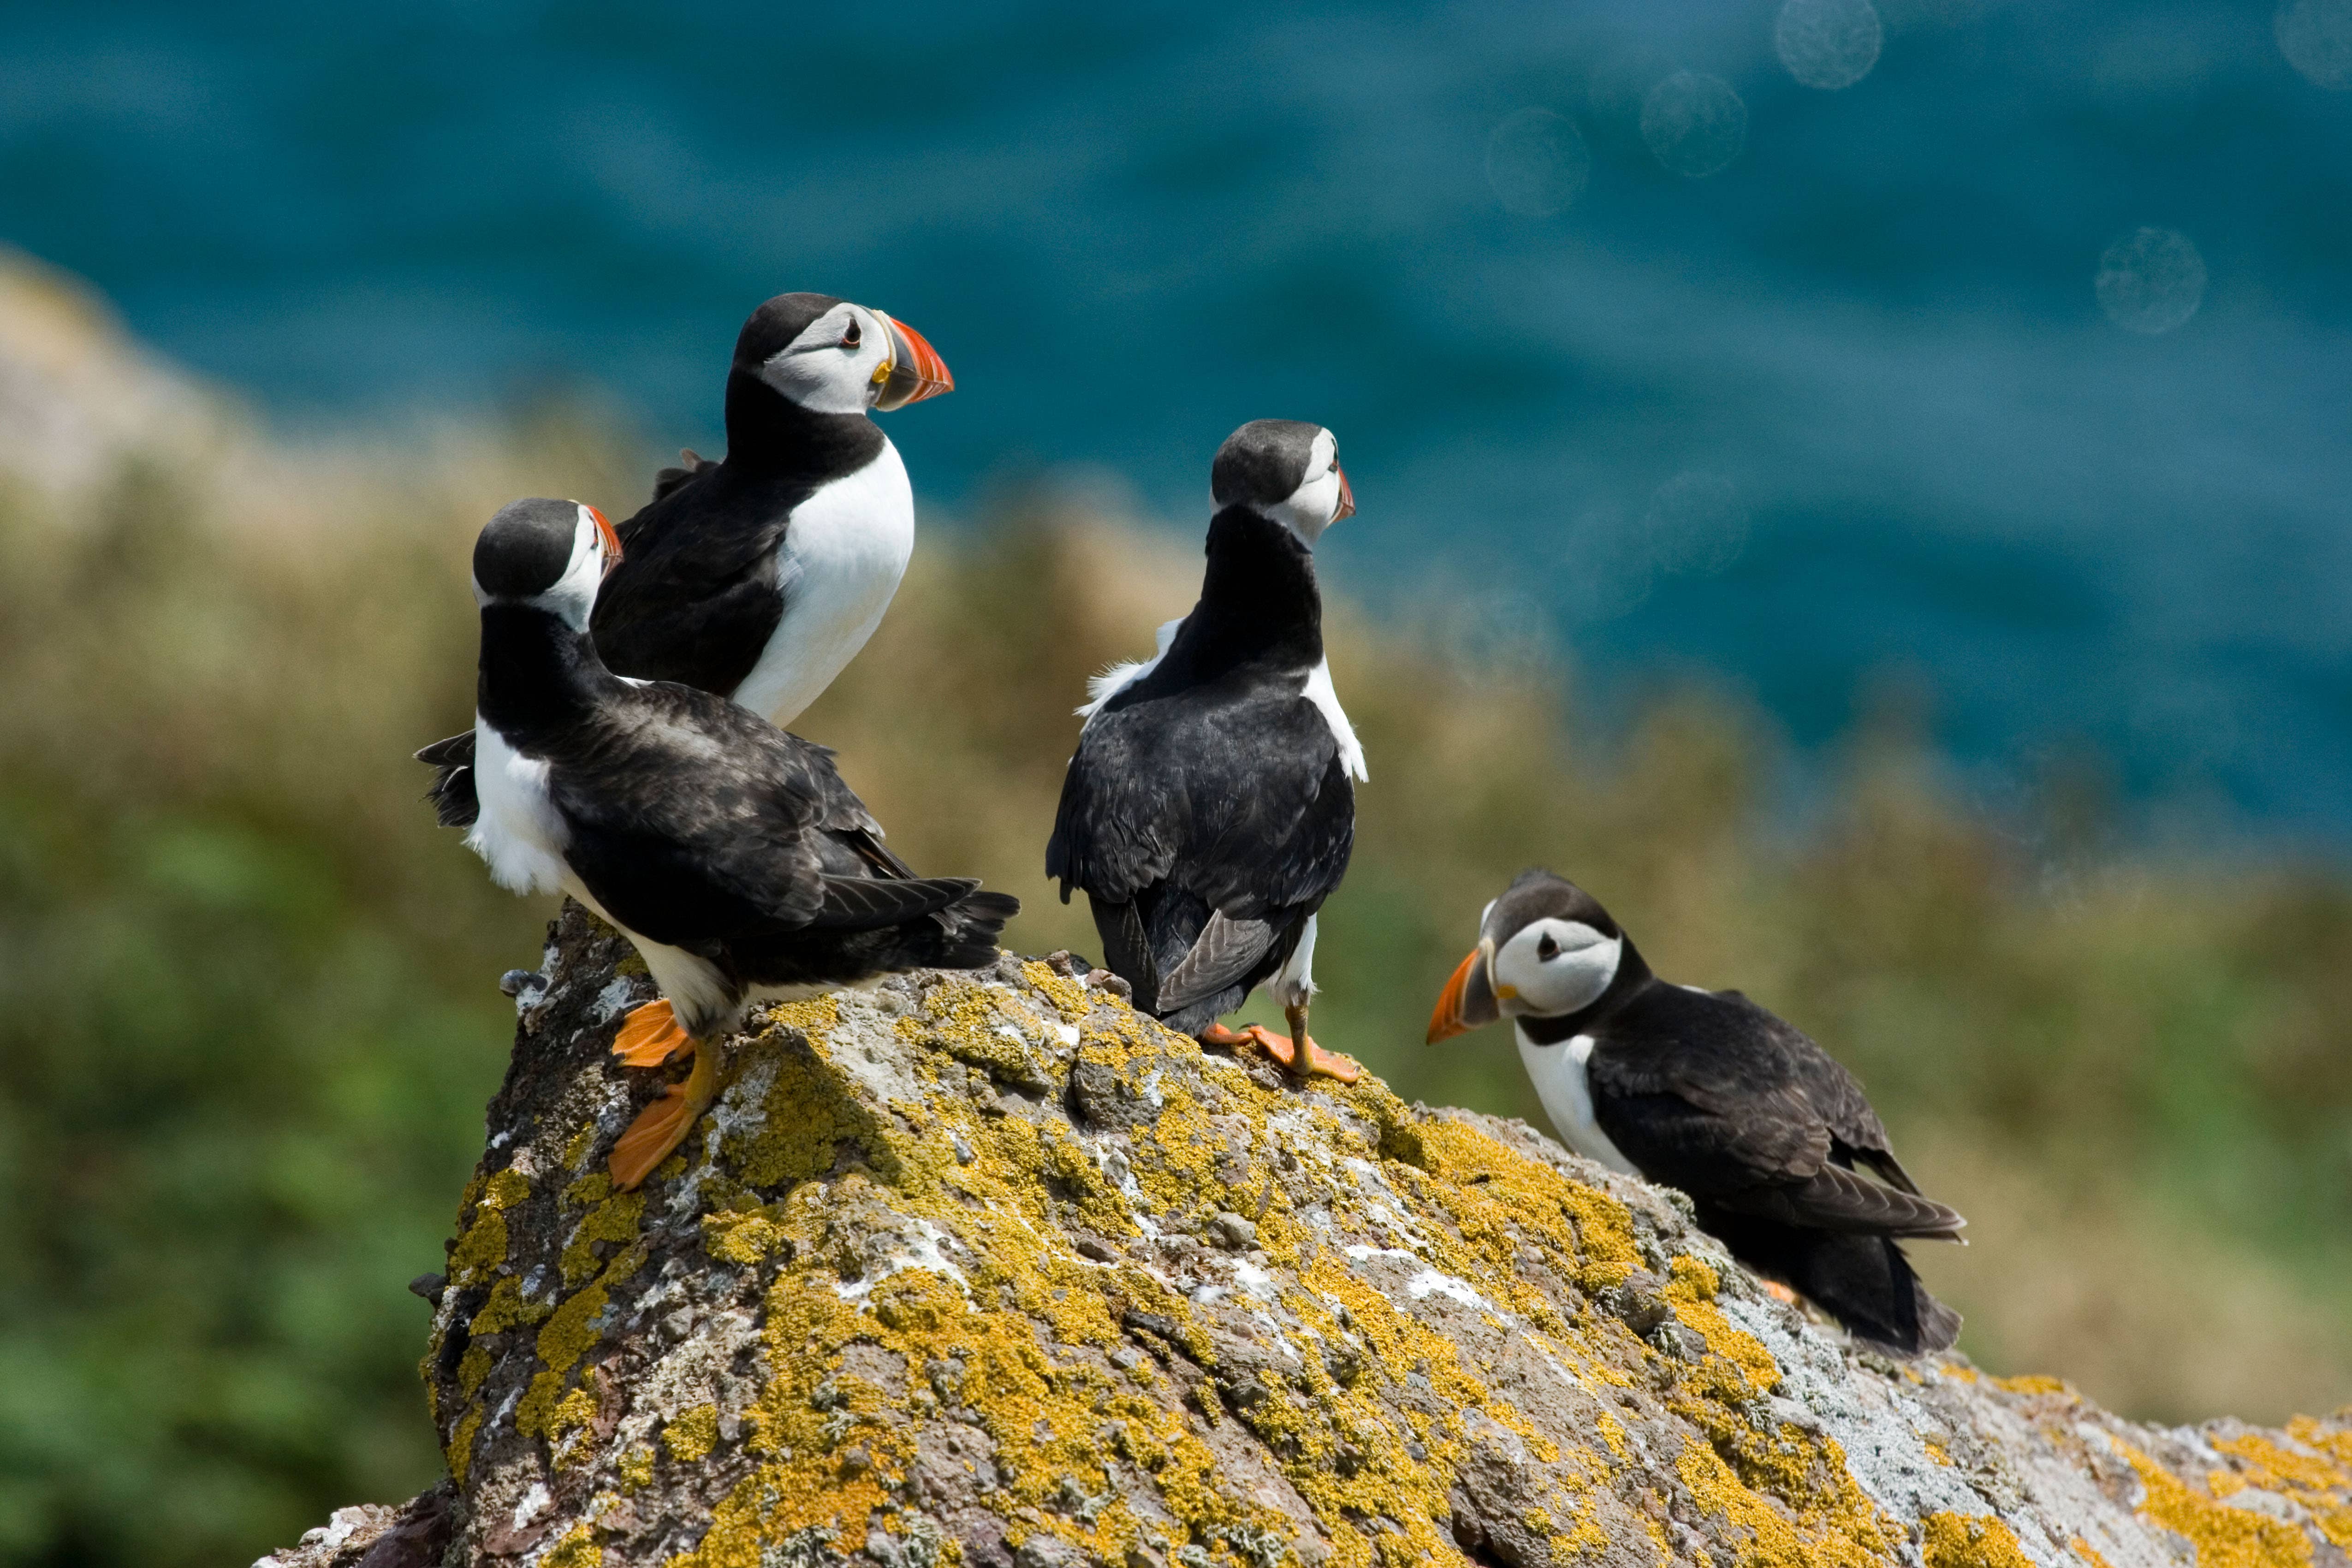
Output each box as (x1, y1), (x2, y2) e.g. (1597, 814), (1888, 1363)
(7, 0), (2351, 839)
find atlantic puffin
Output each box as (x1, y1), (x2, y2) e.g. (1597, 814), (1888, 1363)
(462, 497), (1016, 1189)
(1426, 869), (1964, 1355)
(1046, 420), (1364, 1082)
(419, 292), (952, 825)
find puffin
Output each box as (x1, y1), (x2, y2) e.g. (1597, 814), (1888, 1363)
(1425, 869), (1964, 1355)
(461, 497), (1017, 1189)
(418, 291), (953, 825)
(1045, 419), (1364, 1082)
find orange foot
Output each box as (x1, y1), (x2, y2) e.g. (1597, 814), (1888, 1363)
(1763, 1281), (1800, 1307)
(612, 999), (691, 1067)
(1198, 1023), (1256, 1050)
(609, 1041), (718, 1190)
(1241, 1023), (1361, 1084)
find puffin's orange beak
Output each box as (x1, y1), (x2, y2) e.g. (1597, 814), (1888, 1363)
(873, 312), (954, 410)
(1333, 462), (1356, 523)
(586, 504), (622, 576)
(1426, 941), (1500, 1043)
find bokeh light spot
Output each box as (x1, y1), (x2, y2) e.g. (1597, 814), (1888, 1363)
(1776, 0), (1885, 90)
(1485, 108), (1593, 217)
(1640, 72), (1749, 178)
(2276, 0), (2352, 89)
(1643, 473), (1749, 573)
(2095, 227), (2207, 335)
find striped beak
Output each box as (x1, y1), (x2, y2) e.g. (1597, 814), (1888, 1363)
(871, 312), (954, 411)
(584, 504), (622, 576)
(1426, 939), (1501, 1043)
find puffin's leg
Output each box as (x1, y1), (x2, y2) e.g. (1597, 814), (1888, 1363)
(612, 999), (691, 1067)
(609, 1039), (719, 1190)
(1241, 1004), (1361, 1084)
(1197, 1022), (1259, 1049)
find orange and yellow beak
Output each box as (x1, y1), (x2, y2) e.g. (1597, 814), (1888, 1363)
(1333, 462), (1356, 523)
(1425, 939), (1501, 1043)
(586, 503), (622, 576)
(871, 311), (954, 411)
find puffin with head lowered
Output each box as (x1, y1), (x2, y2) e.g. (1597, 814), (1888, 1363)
(418, 291), (953, 822)
(1046, 419), (1364, 1083)
(462, 497), (1016, 1189)
(1427, 869), (1965, 1356)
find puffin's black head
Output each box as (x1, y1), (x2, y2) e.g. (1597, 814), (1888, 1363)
(732, 291), (953, 416)
(471, 498), (622, 630)
(1211, 419), (1355, 546)
(1426, 869), (1632, 1040)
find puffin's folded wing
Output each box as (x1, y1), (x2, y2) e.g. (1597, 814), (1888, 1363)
(414, 730), (481, 828)
(1719, 1164), (1967, 1239)
(807, 874), (978, 931)
(1155, 910), (1280, 1014)
(1046, 719), (1182, 903)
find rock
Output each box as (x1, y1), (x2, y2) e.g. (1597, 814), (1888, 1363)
(266, 902), (2352, 1567)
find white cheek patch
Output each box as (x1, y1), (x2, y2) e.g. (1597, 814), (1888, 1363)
(539, 515), (607, 631)
(757, 307), (881, 416)
(1498, 920), (1622, 1016)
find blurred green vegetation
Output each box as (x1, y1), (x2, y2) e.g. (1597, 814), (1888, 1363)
(0, 416), (2348, 1568)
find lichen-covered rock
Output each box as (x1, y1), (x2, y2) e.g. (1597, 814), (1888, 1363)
(264, 903), (2352, 1568)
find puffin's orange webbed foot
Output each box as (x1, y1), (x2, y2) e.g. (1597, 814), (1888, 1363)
(1197, 1023), (1256, 1050)
(608, 1040), (718, 1190)
(1241, 1022), (1362, 1085)
(1762, 1281), (1801, 1307)
(612, 999), (691, 1067)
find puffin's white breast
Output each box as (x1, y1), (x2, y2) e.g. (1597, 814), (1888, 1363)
(1517, 1027), (1640, 1176)
(465, 721), (569, 896)
(1300, 657), (1366, 782)
(731, 439), (915, 728)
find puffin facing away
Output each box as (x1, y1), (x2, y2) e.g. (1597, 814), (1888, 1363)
(1427, 870), (1964, 1355)
(1046, 419), (1364, 1082)
(462, 498), (1016, 1189)
(419, 292), (952, 825)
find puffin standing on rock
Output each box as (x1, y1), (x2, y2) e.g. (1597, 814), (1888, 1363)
(1047, 420), (1365, 1083)
(419, 292), (953, 824)
(460, 497), (1016, 1189)
(1427, 869), (1965, 1355)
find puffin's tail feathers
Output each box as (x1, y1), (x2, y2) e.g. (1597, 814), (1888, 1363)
(415, 731), (480, 829)
(924, 889), (1022, 971)
(1703, 1211), (1961, 1357)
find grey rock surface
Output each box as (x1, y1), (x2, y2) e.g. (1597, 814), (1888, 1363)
(261, 903), (2352, 1568)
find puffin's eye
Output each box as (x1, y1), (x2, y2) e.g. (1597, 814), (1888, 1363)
(1536, 932), (1560, 962)
(840, 320), (862, 350)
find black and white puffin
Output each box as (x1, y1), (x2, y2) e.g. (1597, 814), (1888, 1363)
(1426, 869), (1965, 1355)
(462, 497), (1016, 1189)
(1046, 419), (1364, 1082)
(419, 292), (952, 825)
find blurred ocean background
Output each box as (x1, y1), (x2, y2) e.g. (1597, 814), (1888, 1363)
(3, 1), (2351, 1563)
(13, 0), (2352, 835)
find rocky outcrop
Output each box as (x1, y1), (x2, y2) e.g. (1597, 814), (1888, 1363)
(261, 905), (2352, 1568)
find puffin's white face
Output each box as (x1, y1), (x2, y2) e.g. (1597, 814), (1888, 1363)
(755, 302), (896, 416)
(1490, 917), (1623, 1019)
(1264, 428), (1356, 546)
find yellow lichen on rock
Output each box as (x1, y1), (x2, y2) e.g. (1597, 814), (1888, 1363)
(1919, 1511), (2035, 1568)
(2122, 1440), (2313, 1568)
(2210, 1428), (2352, 1552)
(661, 1404), (719, 1465)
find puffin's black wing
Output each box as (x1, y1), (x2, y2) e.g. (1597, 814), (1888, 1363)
(1048, 687), (1353, 915)
(548, 683), (964, 949)
(415, 730), (480, 828)
(590, 469), (819, 697)
(1590, 988), (1962, 1239)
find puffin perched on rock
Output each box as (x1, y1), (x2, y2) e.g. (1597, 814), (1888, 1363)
(419, 292), (952, 824)
(1427, 869), (1965, 1355)
(1047, 419), (1364, 1083)
(461, 497), (1016, 1188)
